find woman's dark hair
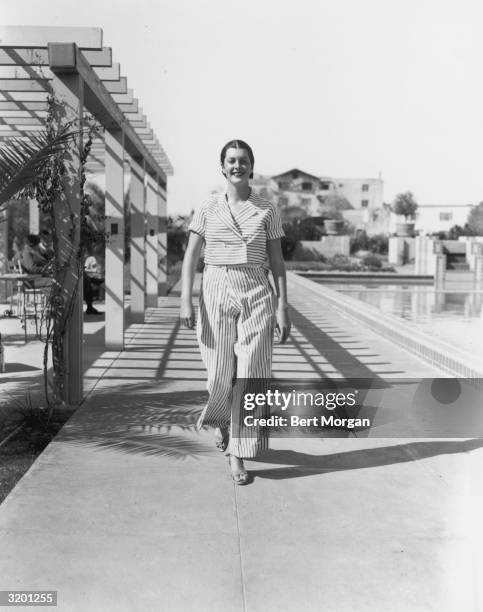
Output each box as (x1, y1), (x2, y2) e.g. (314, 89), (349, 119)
(220, 139), (255, 179)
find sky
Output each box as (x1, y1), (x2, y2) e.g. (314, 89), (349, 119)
(2, 0), (483, 214)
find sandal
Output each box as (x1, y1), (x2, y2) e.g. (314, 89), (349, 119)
(214, 427), (229, 452)
(228, 455), (249, 486)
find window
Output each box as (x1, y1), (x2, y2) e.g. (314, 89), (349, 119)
(292, 170), (299, 179)
(439, 213), (453, 221)
(320, 182), (330, 190)
(302, 181), (312, 191)
(301, 198), (311, 207)
(362, 184), (369, 192)
(361, 200), (369, 207)
(278, 181), (290, 190)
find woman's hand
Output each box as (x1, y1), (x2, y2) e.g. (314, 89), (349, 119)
(267, 238), (290, 344)
(180, 299), (195, 329)
(275, 305), (291, 344)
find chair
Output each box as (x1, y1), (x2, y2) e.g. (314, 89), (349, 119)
(18, 276), (53, 340)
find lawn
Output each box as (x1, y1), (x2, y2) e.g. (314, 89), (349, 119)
(0, 402), (73, 505)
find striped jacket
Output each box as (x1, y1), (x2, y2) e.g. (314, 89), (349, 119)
(189, 191), (284, 266)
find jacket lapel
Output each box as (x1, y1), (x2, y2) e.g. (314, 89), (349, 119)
(236, 198), (262, 226)
(216, 194), (243, 239)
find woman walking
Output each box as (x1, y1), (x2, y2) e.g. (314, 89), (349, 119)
(180, 140), (290, 484)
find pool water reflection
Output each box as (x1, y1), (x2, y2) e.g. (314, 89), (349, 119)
(312, 281), (483, 358)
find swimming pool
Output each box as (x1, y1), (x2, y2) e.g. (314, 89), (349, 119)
(310, 280), (483, 358)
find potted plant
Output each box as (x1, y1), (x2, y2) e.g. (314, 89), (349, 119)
(392, 191), (418, 236)
(317, 194), (351, 235)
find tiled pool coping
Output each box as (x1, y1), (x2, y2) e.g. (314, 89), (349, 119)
(289, 271), (483, 378)
(295, 271), (433, 283)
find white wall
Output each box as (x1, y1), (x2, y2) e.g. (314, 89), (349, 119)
(413, 204), (473, 234)
(335, 178), (383, 210)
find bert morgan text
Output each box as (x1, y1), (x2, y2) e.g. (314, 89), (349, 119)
(243, 415), (371, 429)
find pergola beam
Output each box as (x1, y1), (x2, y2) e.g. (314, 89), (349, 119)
(130, 116), (148, 128)
(135, 128), (154, 139)
(0, 26), (103, 49)
(0, 47), (113, 67)
(0, 110), (47, 118)
(118, 100), (138, 113)
(0, 65), (52, 79)
(93, 63), (120, 81)
(48, 43), (166, 185)
(0, 116), (43, 125)
(103, 77), (127, 94)
(112, 89), (134, 104)
(0, 92), (48, 101)
(0, 78), (50, 91)
(0, 101), (47, 110)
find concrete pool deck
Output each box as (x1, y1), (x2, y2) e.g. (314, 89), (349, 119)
(0, 274), (482, 611)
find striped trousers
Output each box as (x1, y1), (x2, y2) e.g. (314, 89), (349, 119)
(196, 265), (274, 458)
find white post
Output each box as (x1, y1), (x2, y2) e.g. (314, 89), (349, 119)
(146, 175), (158, 308)
(104, 128), (125, 350)
(157, 180), (167, 296)
(414, 234), (421, 274)
(388, 236), (399, 265)
(0, 208), (7, 301)
(434, 241), (446, 289)
(28, 198), (39, 234)
(473, 242), (483, 290)
(129, 157), (146, 322)
(466, 237), (476, 271)
(50, 70), (84, 406)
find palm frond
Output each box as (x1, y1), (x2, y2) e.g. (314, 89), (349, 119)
(0, 128), (80, 205)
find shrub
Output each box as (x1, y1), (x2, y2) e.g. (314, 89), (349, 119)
(361, 253), (382, 269)
(351, 231), (388, 255)
(368, 233), (388, 255)
(281, 219), (324, 259)
(285, 261), (331, 271)
(328, 254), (351, 267)
(293, 247), (326, 262)
(168, 224), (187, 262)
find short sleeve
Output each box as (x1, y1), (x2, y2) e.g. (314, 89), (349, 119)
(266, 203), (285, 240)
(188, 204), (206, 238)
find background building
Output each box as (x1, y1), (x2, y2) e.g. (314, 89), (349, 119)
(412, 204), (474, 234)
(252, 170), (475, 236)
(251, 169), (385, 232)
(335, 177), (384, 211)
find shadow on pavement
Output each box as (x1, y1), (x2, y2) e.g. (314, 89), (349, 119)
(288, 306), (406, 378)
(58, 384), (211, 460)
(249, 439), (483, 480)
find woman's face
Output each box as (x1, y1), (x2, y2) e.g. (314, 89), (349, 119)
(221, 147), (252, 186)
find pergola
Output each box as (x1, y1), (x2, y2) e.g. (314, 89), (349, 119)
(0, 26), (173, 405)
